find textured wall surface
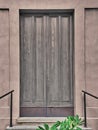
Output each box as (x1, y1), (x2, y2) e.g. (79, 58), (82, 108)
(85, 9), (98, 129)
(0, 10), (10, 130)
(0, 0), (98, 130)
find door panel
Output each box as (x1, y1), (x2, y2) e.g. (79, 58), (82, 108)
(47, 16), (73, 107)
(46, 17), (59, 106)
(35, 16), (45, 106)
(20, 15), (46, 107)
(47, 107), (74, 117)
(20, 107), (74, 117)
(20, 11), (74, 117)
(20, 16), (36, 106)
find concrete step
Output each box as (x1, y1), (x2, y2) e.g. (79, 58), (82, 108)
(17, 117), (65, 125)
(6, 126), (36, 130)
(6, 126), (92, 130)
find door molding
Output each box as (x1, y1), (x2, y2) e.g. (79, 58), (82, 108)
(19, 9), (74, 117)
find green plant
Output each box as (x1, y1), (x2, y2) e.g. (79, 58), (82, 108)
(59, 115), (84, 130)
(36, 115), (84, 130)
(36, 121), (61, 130)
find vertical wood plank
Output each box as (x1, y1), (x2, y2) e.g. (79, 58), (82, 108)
(20, 15), (34, 104)
(69, 15), (74, 103)
(61, 17), (70, 102)
(31, 16), (36, 103)
(47, 17), (59, 106)
(35, 17), (44, 102)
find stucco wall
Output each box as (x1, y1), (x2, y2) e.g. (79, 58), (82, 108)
(85, 9), (98, 129)
(0, 0), (98, 130)
(0, 10), (10, 130)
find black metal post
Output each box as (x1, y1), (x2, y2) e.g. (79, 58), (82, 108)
(84, 93), (87, 127)
(10, 92), (13, 127)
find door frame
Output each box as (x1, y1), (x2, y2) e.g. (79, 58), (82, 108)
(19, 9), (74, 117)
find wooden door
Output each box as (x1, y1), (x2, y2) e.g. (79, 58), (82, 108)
(20, 11), (74, 117)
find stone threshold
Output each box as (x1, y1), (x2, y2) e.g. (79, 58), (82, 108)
(17, 117), (65, 123)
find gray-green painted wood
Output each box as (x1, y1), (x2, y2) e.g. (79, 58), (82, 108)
(20, 13), (73, 108)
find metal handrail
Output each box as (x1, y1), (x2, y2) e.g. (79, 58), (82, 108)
(82, 90), (98, 127)
(0, 90), (14, 127)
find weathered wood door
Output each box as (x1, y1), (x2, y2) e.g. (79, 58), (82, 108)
(20, 11), (74, 117)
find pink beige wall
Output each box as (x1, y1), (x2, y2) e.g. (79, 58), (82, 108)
(0, 10), (10, 130)
(0, 0), (98, 130)
(85, 9), (98, 129)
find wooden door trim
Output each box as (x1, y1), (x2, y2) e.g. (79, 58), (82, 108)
(20, 9), (74, 15)
(20, 10), (74, 117)
(20, 107), (74, 117)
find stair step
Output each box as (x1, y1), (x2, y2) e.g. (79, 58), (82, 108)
(6, 126), (92, 130)
(17, 117), (65, 124)
(6, 126), (37, 130)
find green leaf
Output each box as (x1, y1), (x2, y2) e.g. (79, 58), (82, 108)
(76, 127), (82, 130)
(38, 126), (45, 130)
(50, 121), (60, 130)
(36, 128), (41, 130)
(44, 124), (49, 130)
